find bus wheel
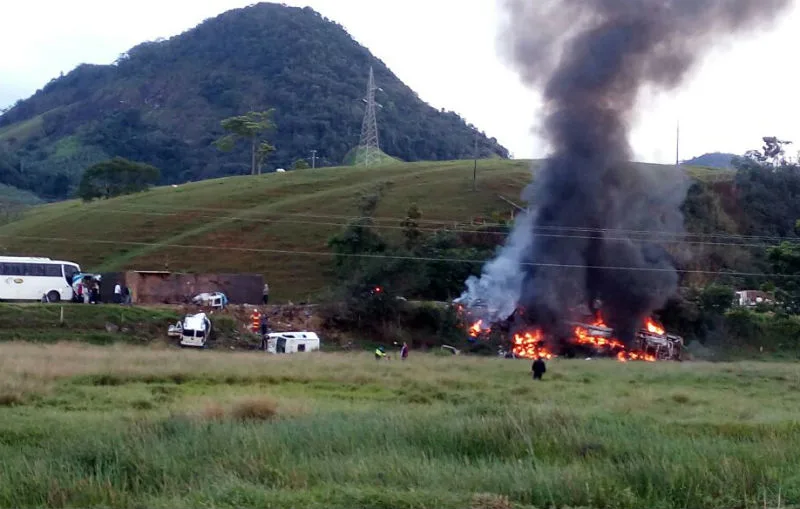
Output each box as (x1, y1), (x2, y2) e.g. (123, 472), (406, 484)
(47, 291), (61, 303)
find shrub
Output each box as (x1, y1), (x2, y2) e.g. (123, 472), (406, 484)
(230, 397), (278, 422)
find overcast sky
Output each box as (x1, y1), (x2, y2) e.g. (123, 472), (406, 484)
(2, 0), (799, 163)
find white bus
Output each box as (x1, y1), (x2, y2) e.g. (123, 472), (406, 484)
(0, 256), (81, 303)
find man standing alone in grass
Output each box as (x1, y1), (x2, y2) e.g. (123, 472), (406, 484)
(262, 282), (270, 305)
(260, 315), (269, 351)
(532, 356), (546, 380)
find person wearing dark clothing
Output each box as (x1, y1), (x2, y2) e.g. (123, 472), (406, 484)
(532, 357), (547, 380)
(259, 315), (269, 351)
(400, 342), (409, 360)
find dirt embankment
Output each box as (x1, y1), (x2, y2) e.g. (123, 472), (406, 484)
(0, 302), (338, 350)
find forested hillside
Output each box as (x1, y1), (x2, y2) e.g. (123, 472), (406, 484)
(0, 2), (508, 200)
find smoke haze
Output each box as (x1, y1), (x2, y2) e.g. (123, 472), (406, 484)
(459, 0), (793, 345)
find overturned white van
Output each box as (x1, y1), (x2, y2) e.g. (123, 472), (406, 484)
(178, 313), (213, 348)
(266, 332), (320, 354)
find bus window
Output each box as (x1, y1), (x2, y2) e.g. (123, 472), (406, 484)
(63, 264), (79, 284)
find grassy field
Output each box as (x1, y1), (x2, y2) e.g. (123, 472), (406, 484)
(0, 159), (731, 302)
(0, 303), (193, 345)
(0, 342), (796, 509)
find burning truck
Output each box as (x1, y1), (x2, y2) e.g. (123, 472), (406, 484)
(457, 302), (683, 362)
(448, 0), (790, 363)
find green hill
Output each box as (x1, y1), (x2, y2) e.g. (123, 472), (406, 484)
(0, 159), (739, 302)
(0, 2), (509, 201)
(683, 152), (736, 170)
(341, 147), (402, 167)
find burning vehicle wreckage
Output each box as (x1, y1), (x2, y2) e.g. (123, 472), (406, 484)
(455, 302), (683, 362)
(444, 0), (792, 363)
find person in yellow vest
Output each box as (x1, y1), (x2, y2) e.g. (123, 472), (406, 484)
(374, 345), (387, 360)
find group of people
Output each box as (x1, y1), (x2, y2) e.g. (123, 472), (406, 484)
(374, 342), (409, 361)
(71, 276), (101, 304)
(69, 274), (132, 305)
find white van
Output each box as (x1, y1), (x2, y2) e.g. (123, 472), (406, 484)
(267, 332), (320, 354)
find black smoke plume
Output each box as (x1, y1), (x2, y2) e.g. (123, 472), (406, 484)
(458, 0), (792, 346)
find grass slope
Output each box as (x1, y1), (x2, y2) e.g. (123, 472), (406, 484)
(0, 343), (797, 508)
(0, 160), (729, 302)
(341, 146), (403, 167)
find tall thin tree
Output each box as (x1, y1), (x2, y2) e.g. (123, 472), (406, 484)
(214, 110), (277, 175)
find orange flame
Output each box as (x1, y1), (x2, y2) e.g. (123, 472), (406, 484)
(461, 308), (667, 363)
(468, 320), (486, 338)
(512, 329), (554, 360)
(645, 318), (665, 336)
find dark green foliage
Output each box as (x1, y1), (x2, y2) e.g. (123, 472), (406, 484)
(766, 241), (800, 314)
(401, 203), (423, 249)
(77, 157), (160, 201)
(0, 3), (509, 200)
(699, 284), (735, 315)
(732, 155), (800, 238)
(292, 158), (310, 170)
(721, 308), (800, 355)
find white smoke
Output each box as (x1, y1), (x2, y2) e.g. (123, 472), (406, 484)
(455, 210), (535, 324)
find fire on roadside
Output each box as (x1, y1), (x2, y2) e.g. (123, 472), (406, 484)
(464, 311), (662, 362)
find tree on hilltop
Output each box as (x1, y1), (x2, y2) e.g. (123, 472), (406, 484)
(214, 110), (277, 175)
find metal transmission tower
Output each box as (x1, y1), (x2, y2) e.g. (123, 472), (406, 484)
(358, 67), (382, 167)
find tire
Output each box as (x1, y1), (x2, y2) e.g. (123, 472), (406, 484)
(47, 291), (61, 303)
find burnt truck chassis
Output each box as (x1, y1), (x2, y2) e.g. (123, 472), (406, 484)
(465, 306), (684, 361)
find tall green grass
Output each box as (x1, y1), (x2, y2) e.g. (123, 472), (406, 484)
(1, 343), (797, 508)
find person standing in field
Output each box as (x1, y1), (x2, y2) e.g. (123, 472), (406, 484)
(400, 342), (409, 360)
(260, 315), (269, 351)
(532, 356), (547, 381)
(262, 282), (270, 305)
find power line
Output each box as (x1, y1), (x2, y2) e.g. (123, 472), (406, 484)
(0, 233), (798, 279)
(69, 202), (797, 243)
(75, 206), (798, 249)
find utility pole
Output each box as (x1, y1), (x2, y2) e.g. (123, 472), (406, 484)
(675, 119), (680, 168)
(472, 131), (478, 191)
(310, 150), (317, 169)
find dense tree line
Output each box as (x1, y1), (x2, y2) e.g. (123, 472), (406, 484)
(0, 3), (508, 200)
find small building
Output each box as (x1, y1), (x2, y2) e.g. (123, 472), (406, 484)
(735, 290), (771, 307)
(266, 332), (320, 354)
(100, 271), (264, 305)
